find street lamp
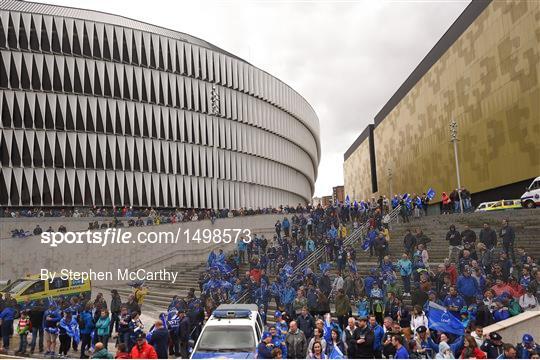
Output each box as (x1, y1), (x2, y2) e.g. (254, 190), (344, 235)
(211, 85), (220, 211)
(388, 168), (393, 198)
(450, 119), (464, 214)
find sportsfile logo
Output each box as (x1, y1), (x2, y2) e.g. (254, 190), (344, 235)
(40, 228), (252, 247)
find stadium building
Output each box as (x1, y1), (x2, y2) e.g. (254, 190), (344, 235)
(0, 0), (320, 209)
(344, 0), (540, 205)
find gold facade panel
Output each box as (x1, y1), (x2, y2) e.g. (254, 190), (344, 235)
(344, 1), (540, 201)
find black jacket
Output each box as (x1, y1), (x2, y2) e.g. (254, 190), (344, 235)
(149, 327), (170, 359)
(499, 226), (515, 245)
(481, 339), (503, 359)
(318, 274), (332, 296)
(446, 230), (462, 246)
(178, 316), (191, 342)
(403, 234), (417, 250)
(479, 228), (497, 249)
(355, 325), (374, 358)
(296, 314), (315, 339)
(461, 229), (477, 244)
(344, 326), (360, 358)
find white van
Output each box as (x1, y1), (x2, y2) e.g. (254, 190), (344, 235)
(521, 176), (540, 209)
(190, 304), (263, 359)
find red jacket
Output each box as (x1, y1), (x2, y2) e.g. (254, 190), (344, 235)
(250, 268), (262, 283)
(445, 265), (458, 285)
(460, 347), (486, 359)
(115, 352), (131, 359)
(130, 342), (157, 359)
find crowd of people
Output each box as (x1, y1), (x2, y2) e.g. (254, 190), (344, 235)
(1, 199), (538, 359)
(1, 205), (308, 220)
(0, 285), (156, 358)
(194, 203), (540, 359)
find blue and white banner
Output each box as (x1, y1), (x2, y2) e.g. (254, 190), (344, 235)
(427, 301), (465, 335)
(427, 188), (436, 200)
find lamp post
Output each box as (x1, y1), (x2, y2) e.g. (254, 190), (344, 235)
(388, 168), (393, 198)
(450, 119), (464, 214)
(211, 85), (220, 211)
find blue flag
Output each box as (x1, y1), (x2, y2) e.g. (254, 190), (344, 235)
(319, 263), (332, 273)
(329, 346), (345, 359)
(427, 188), (436, 200)
(427, 301), (465, 335)
(345, 195), (350, 206)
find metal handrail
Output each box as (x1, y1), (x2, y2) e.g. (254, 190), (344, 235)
(233, 205), (402, 304)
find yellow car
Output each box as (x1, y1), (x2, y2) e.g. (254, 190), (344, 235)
(0, 274), (91, 307)
(485, 199), (522, 211)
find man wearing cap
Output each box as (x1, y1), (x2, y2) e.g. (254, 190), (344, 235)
(355, 316), (374, 359)
(414, 326), (438, 358)
(274, 311), (288, 336)
(517, 334), (540, 359)
(130, 332), (158, 359)
(481, 332), (504, 359)
(257, 332), (274, 359)
(269, 325), (287, 358)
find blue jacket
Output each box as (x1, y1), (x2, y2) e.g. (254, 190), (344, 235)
(397, 259), (412, 276)
(370, 324), (384, 351)
(493, 308), (510, 322)
(443, 295), (465, 317)
(457, 275), (479, 298)
(43, 309), (61, 330)
(0, 307), (16, 321)
(149, 327), (169, 359)
(79, 310), (95, 335)
(257, 342), (273, 359)
(516, 343), (540, 359)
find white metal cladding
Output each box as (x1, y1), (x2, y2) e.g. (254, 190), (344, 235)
(0, 5), (320, 208)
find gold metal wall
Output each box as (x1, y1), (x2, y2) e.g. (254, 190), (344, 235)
(344, 1), (540, 201)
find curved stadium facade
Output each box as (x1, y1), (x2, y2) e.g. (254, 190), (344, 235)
(0, 1), (320, 209)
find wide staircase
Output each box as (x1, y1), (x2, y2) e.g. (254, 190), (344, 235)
(104, 209), (540, 321)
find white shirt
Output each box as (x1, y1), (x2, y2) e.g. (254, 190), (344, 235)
(410, 314), (429, 333)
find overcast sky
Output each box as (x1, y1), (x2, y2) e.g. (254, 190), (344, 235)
(42, 0), (469, 197)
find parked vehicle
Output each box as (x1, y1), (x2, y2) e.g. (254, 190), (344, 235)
(521, 176), (540, 208)
(475, 201), (497, 212)
(485, 199), (522, 211)
(0, 274), (91, 306)
(191, 304), (263, 359)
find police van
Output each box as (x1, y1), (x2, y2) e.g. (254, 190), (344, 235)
(190, 304), (263, 359)
(521, 176), (540, 208)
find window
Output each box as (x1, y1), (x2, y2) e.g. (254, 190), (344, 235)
(22, 280), (45, 295)
(196, 326), (255, 352)
(49, 278), (69, 290)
